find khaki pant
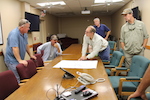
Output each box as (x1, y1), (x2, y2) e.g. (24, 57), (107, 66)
(123, 48), (144, 68)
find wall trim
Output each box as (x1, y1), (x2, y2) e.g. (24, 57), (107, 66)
(146, 45), (150, 50)
(29, 42), (42, 48)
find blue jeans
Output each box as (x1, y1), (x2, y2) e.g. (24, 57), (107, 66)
(98, 46), (110, 61)
(5, 62), (20, 83)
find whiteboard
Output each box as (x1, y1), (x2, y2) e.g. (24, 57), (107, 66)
(0, 15), (3, 45)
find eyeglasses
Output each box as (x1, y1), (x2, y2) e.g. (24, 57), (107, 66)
(85, 31), (91, 33)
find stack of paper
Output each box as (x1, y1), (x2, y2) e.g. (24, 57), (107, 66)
(53, 60), (98, 69)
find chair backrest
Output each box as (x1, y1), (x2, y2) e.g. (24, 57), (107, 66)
(128, 55), (150, 86)
(0, 70), (19, 100)
(110, 51), (124, 67)
(108, 41), (116, 54)
(119, 48), (124, 55)
(33, 43), (43, 54)
(16, 60), (37, 80)
(31, 53), (44, 67)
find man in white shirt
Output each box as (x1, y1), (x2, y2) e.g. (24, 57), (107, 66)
(79, 26), (110, 60)
(37, 35), (62, 61)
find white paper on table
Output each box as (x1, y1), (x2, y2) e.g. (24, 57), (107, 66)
(53, 60), (98, 69)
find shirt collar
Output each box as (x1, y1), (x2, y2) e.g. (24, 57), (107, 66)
(17, 27), (25, 37)
(91, 33), (97, 42)
(128, 18), (137, 25)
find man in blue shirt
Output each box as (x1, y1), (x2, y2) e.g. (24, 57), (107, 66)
(93, 18), (111, 40)
(37, 35), (62, 61)
(5, 19), (36, 83)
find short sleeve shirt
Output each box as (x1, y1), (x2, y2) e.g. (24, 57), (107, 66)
(4, 28), (28, 64)
(120, 19), (149, 54)
(94, 24), (110, 38)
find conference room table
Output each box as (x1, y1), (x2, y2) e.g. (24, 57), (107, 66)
(6, 44), (117, 100)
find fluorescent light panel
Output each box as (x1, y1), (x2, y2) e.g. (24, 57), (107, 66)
(94, 0), (105, 3)
(94, 0), (123, 3)
(37, 1), (66, 7)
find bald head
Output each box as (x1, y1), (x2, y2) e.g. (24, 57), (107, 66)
(87, 25), (96, 33)
(85, 25), (96, 38)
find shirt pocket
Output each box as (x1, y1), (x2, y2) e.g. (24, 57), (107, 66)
(124, 28), (131, 43)
(135, 26), (144, 38)
(136, 25), (142, 30)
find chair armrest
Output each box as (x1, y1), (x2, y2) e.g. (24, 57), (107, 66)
(102, 60), (110, 64)
(125, 77), (141, 80)
(116, 67), (128, 70)
(110, 68), (129, 76)
(102, 60), (110, 62)
(118, 78), (142, 95)
(36, 67), (44, 70)
(20, 79), (30, 83)
(110, 48), (115, 50)
(44, 61), (52, 63)
(19, 83), (25, 86)
(105, 65), (116, 69)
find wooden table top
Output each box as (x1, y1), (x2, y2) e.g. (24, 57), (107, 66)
(6, 44), (117, 100)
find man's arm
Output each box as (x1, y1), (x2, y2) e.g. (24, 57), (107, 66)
(142, 38), (148, 48)
(12, 47), (28, 66)
(128, 65), (150, 100)
(120, 42), (125, 50)
(26, 45), (36, 60)
(120, 26), (125, 50)
(105, 31), (111, 40)
(54, 43), (62, 54)
(79, 35), (88, 60)
(142, 22), (149, 48)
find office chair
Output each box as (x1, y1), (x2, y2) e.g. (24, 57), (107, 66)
(16, 60), (37, 83)
(102, 41), (117, 64)
(104, 51), (125, 76)
(108, 41), (117, 56)
(119, 48), (125, 67)
(31, 53), (44, 70)
(33, 42), (43, 54)
(31, 53), (51, 70)
(109, 55), (150, 97)
(0, 70), (20, 100)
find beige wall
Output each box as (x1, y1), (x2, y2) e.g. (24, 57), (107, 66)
(58, 16), (111, 44)
(45, 14), (58, 37)
(0, 0), (58, 72)
(111, 0), (150, 59)
(0, 0), (22, 72)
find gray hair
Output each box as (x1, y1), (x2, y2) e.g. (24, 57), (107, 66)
(93, 18), (100, 21)
(18, 19), (30, 27)
(50, 35), (58, 40)
(88, 25), (96, 33)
